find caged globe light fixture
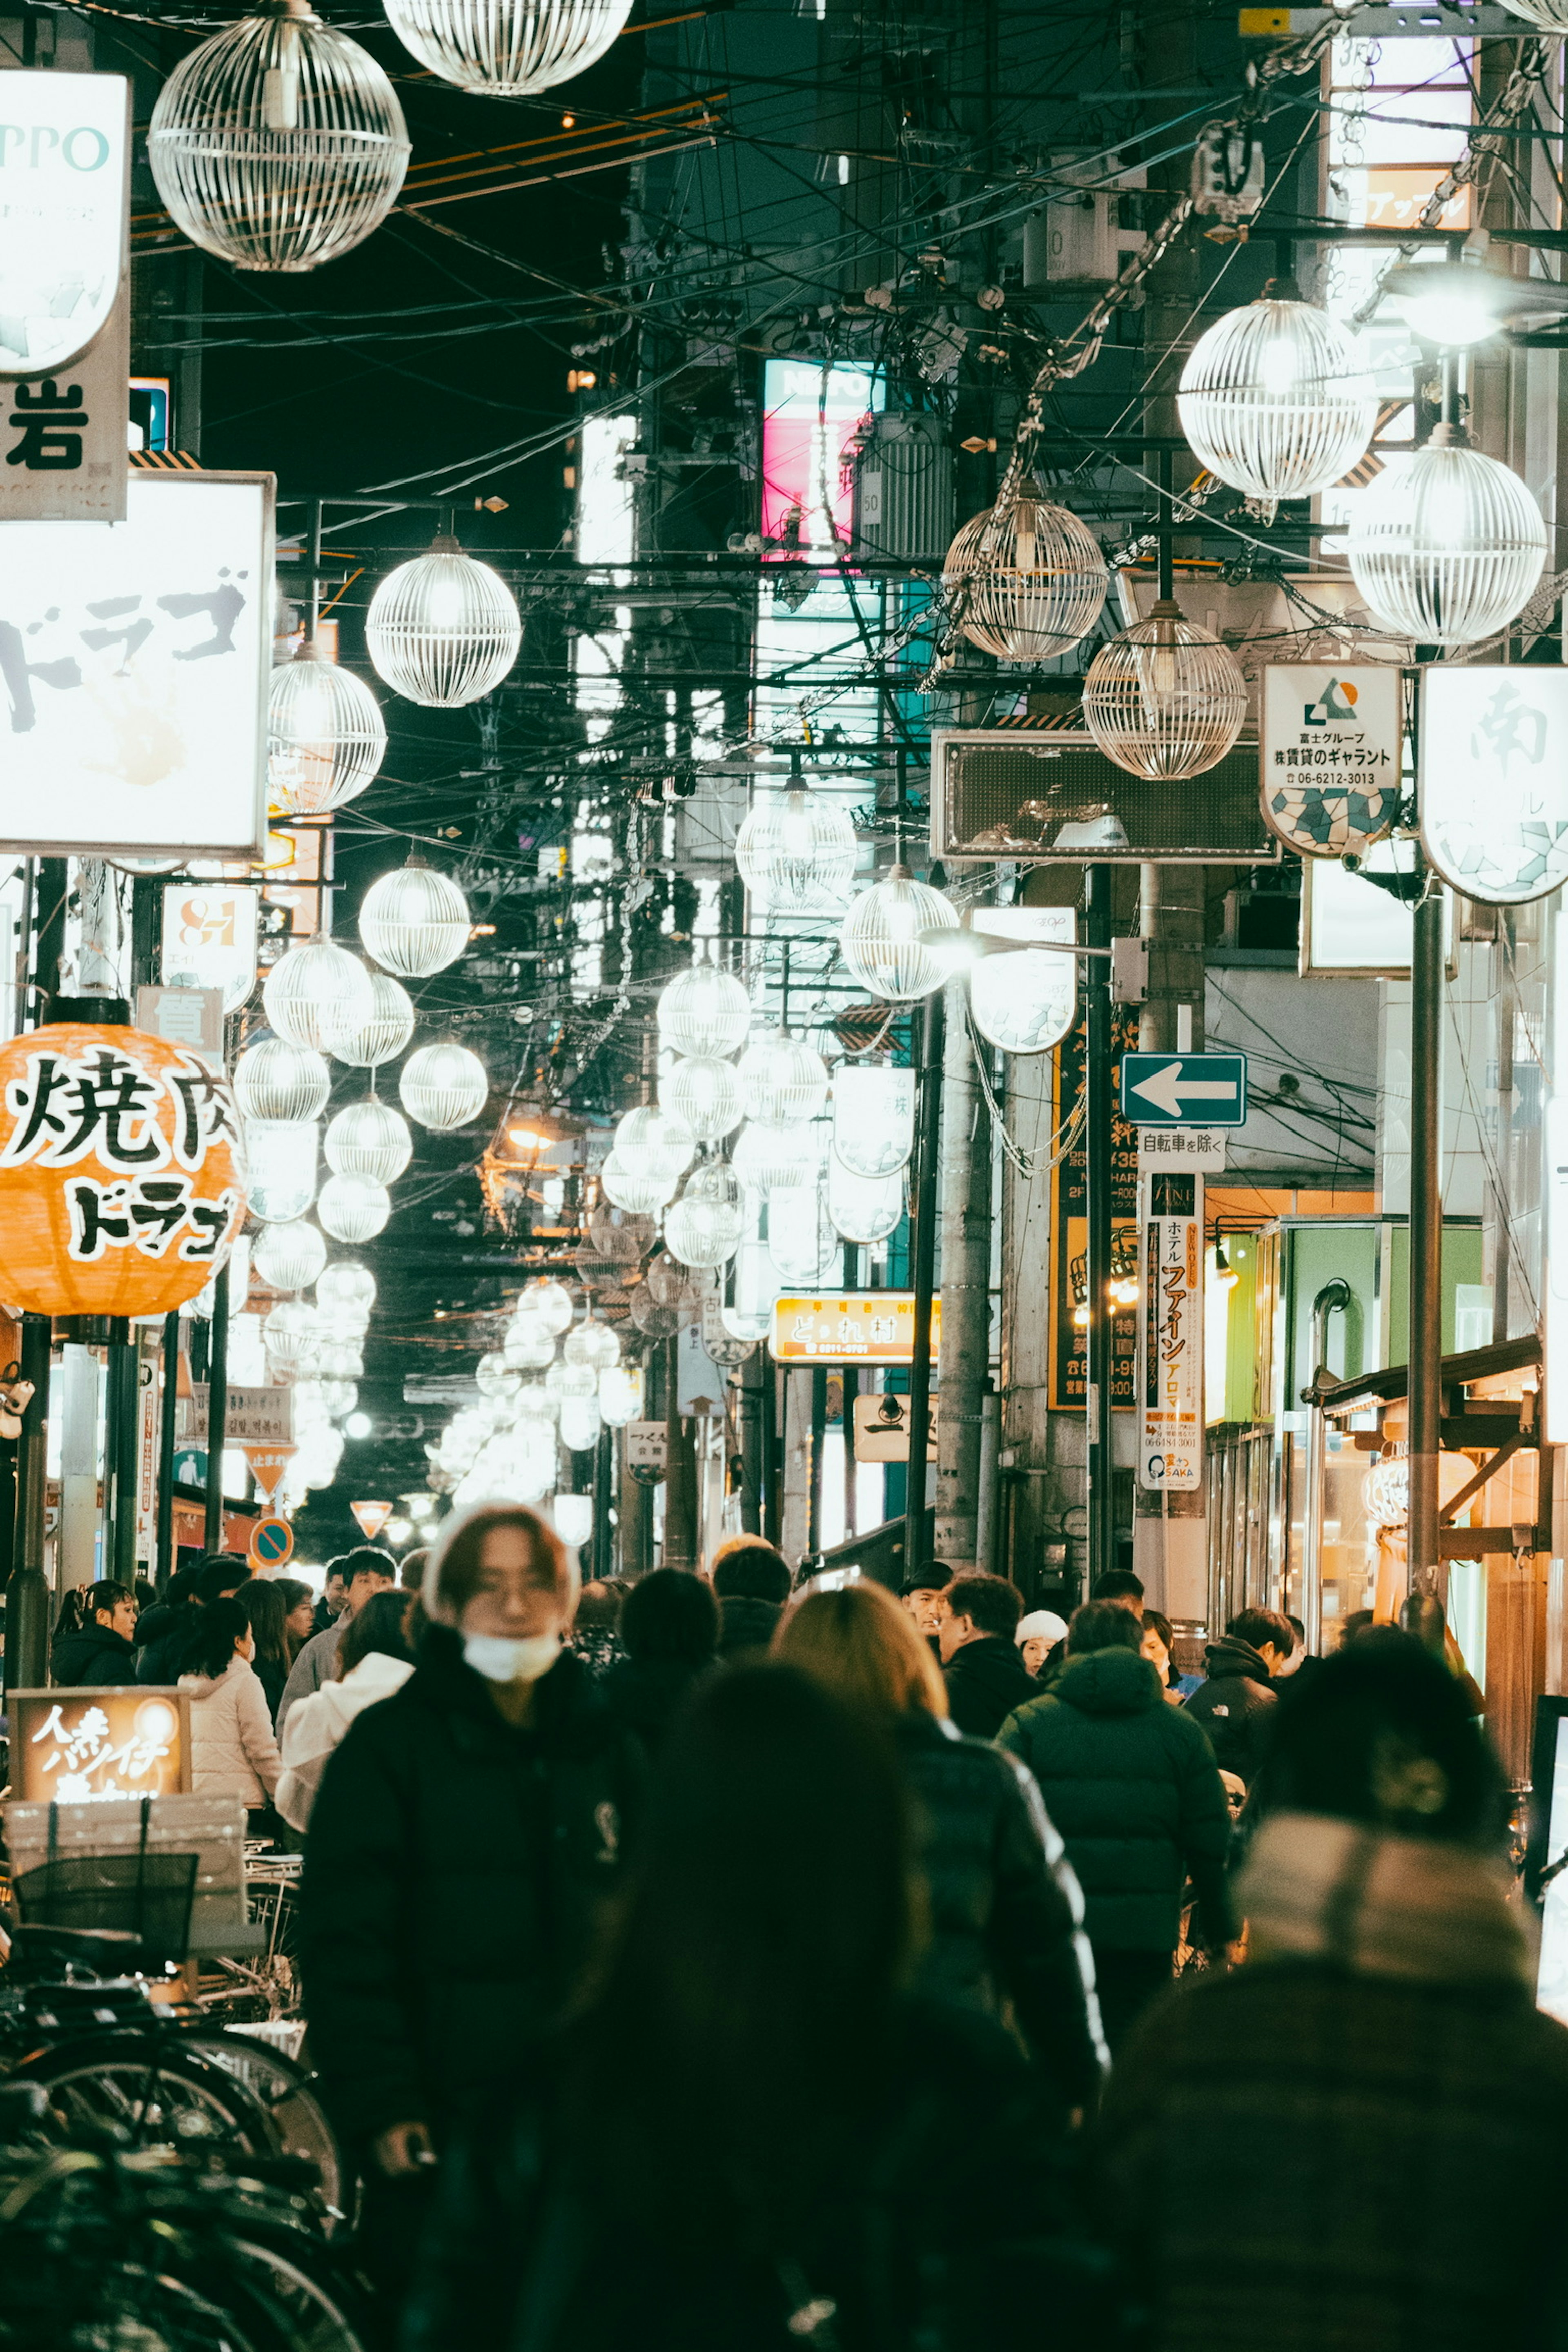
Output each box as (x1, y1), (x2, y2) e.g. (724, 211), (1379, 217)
(252, 1217), (327, 1294)
(736, 1032), (829, 1125)
(267, 642), (387, 816)
(615, 1105), (696, 1183)
(381, 0), (633, 96)
(148, 0), (410, 274)
(317, 1171), (391, 1243)
(942, 486), (1107, 663)
(1176, 296), (1377, 503)
(734, 786), (858, 913)
(1082, 601), (1247, 781)
(367, 539), (521, 708)
(1347, 421), (1547, 646)
(234, 1036), (330, 1125)
(263, 940), (374, 1054)
(325, 1098), (412, 1185)
(657, 960), (751, 1059)
(400, 1041), (489, 1131)
(323, 968), (414, 1068)
(839, 866), (958, 1002)
(659, 1055), (742, 1144)
(359, 857), (472, 977)
(599, 1150), (676, 1215)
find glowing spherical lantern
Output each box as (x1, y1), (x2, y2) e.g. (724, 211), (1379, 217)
(400, 1041), (488, 1131)
(366, 543), (521, 707)
(564, 1315), (620, 1369)
(1082, 602), (1248, 780)
(1346, 425), (1547, 645)
(558, 1394), (602, 1452)
(325, 1098), (412, 1185)
(359, 858), (472, 977)
(736, 1032), (829, 1125)
(504, 1316), (557, 1370)
(615, 1104), (695, 1182)
(598, 1363), (643, 1427)
(234, 1036), (330, 1125)
(943, 488), (1107, 663)
(659, 1054), (742, 1144)
(1177, 299), (1377, 502)
(147, 0), (410, 274)
(839, 866), (957, 1002)
(666, 1191), (744, 1269)
(252, 1216), (327, 1293)
(264, 1297), (318, 1369)
(319, 1339), (363, 1380)
(268, 645), (387, 815)
(245, 1118), (318, 1223)
(264, 940), (374, 1054)
(476, 1350), (522, 1399)
(0, 1022), (246, 1317)
(599, 1151), (675, 1214)
(734, 787), (858, 913)
(545, 1359), (598, 1401)
(318, 1259), (376, 1315)
(381, 0), (632, 94)
(323, 968), (414, 1067)
(658, 962), (751, 1058)
(318, 1171), (390, 1242)
(521, 1277), (574, 1334)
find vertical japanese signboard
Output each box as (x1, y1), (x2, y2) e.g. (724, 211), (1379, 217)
(161, 884), (260, 1014)
(1137, 1171), (1204, 1492)
(1260, 664), (1402, 860)
(1420, 668), (1568, 905)
(1048, 1005), (1140, 1411)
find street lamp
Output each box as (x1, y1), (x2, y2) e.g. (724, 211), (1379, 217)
(1178, 294), (1377, 501)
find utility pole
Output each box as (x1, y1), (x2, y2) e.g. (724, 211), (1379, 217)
(935, 977), (993, 1570)
(1406, 874), (1445, 1607)
(904, 986), (946, 1579)
(1085, 866), (1116, 1588)
(203, 1258), (229, 1554)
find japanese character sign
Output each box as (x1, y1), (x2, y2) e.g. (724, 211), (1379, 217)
(1138, 1171), (1204, 1494)
(0, 472), (272, 856)
(1261, 664), (1403, 858)
(1421, 668), (1568, 905)
(770, 1292), (940, 1365)
(0, 73), (130, 378)
(11, 1688), (186, 1803)
(0, 1021), (245, 1316)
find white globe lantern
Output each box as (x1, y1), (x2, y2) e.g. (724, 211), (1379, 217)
(235, 1036), (330, 1124)
(734, 788), (858, 913)
(147, 0), (410, 274)
(1346, 426), (1547, 645)
(318, 1171), (390, 1242)
(943, 488), (1107, 663)
(263, 940), (374, 1054)
(657, 962), (751, 1058)
(252, 1218), (327, 1293)
(659, 1055), (742, 1144)
(318, 1260), (376, 1315)
(267, 645), (387, 815)
(564, 1316), (620, 1369)
(366, 542), (521, 708)
(322, 1379), (358, 1420)
(381, 0), (633, 96)
(522, 1278), (575, 1334)
(546, 1360), (598, 1401)
(326, 1099), (412, 1185)
(666, 1192), (744, 1269)
(736, 1032), (829, 1125)
(400, 1041), (488, 1131)
(514, 1381), (558, 1423)
(323, 969), (414, 1068)
(246, 1118), (318, 1222)
(1177, 298), (1377, 502)
(263, 1297), (317, 1368)
(599, 1151), (675, 1214)
(1082, 602), (1248, 781)
(476, 1351), (522, 1399)
(733, 1119), (822, 1197)
(839, 866), (958, 1002)
(319, 1340), (364, 1380)
(359, 859), (472, 977)
(504, 1317), (557, 1371)
(558, 1394), (603, 1452)
(615, 1105), (695, 1181)
(598, 1364), (643, 1428)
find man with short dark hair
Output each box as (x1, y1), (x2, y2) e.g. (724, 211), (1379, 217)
(1183, 1606), (1294, 1787)
(136, 1554), (249, 1682)
(1091, 1569), (1146, 1619)
(278, 1549), (397, 1731)
(708, 1535), (791, 1657)
(900, 1563), (952, 1644)
(938, 1571), (1037, 1737)
(312, 1565), (350, 1637)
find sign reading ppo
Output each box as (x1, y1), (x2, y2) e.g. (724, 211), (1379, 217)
(772, 1293), (941, 1365)
(10, 1686), (189, 1804)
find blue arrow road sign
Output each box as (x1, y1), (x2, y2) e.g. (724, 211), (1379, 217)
(1120, 1051), (1248, 1127)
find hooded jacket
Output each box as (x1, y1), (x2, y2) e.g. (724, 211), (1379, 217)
(998, 1647), (1235, 1953)
(177, 1653), (283, 1806)
(297, 1628), (645, 2143)
(943, 1633), (1040, 1740)
(1181, 1635), (1278, 1788)
(51, 1622), (137, 1687)
(276, 1650), (415, 1832)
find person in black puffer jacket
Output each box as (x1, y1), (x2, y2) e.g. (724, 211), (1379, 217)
(775, 1580), (1105, 2115)
(601, 1568), (717, 1753)
(51, 1581), (138, 1686)
(940, 1573), (1039, 1737)
(298, 1502), (644, 2310)
(1183, 1608), (1294, 1788)
(709, 1534), (792, 1659)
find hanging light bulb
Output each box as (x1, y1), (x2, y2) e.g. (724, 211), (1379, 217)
(252, 1218), (327, 1293)
(381, 0), (633, 96)
(234, 1036), (330, 1125)
(564, 1315), (620, 1369)
(942, 486), (1107, 663)
(659, 1055), (743, 1144)
(736, 1032), (829, 1125)
(521, 1277), (575, 1334)
(839, 866), (958, 1002)
(366, 540), (521, 707)
(599, 1150), (676, 1214)
(615, 1105), (695, 1181)
(263, 940), (374, 1053)
(325, 1098), (412, 1185)
(359, 857), (472, 977)
(322, 968), (415, 1067)
(1177, 298), (1377, 501)
(734, 786), (858, 912)
(147, 0), (410, 274)
(1082, 602), (1247, 781)
(268, 643), (387, 815)
(245, 1119), (319, 1222)
(666, 1191), (744, 1269)
(657, 961), (751, 1058)
(318, 1260), (376, 1316)
(318, 1171), (390, 1242)
(1347, 425), (1547, 645)
(400, 1041), (488, 1130)
(598, 1363), (643, 1427)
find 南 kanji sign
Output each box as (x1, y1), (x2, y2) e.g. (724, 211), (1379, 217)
(1120, 1052), (1247, 1128)
(1420, 667), (1568, 905)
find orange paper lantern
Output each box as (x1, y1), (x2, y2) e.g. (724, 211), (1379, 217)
(0, 1022), (247, 1318)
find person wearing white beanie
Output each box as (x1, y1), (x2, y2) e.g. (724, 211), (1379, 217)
(1016, 1609), (1069, 1678)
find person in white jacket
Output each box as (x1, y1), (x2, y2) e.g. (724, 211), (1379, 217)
(176, 1597), (283, 1819)
(277, 1589), (416, 1834)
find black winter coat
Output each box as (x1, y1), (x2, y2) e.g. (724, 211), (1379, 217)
(943, 1634), (1040, 1739)
(405, 2000), (1125, 2352)
(135, 1601), (196, 1685)
(51, 1624), (137, 1686)
(298, 1629), (644, 2143)
(716, 1595), (781, 1658)
(599, 1653), (711, 1753)
(895, 1711), (1105, 2108)
(1181, 1636), (1278, 1787)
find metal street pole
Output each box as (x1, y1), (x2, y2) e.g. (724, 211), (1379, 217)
(6, 1312), (52, 1693)
(904, 985), (947, 1579)
(156, 1311), (180, 1587)
(1407, 873), (1445, 1604)
(1086, 864), (1116, 1589)
(935, 977), (993, 1571)
(203, 1258), (229, 1555)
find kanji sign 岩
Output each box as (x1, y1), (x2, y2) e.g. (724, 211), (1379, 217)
(770, 1293), (940, 1365)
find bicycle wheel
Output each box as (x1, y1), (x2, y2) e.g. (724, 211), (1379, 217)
(230, 2235), (369, 2352)
(183, 2032), (346, 2216)
(14, 2033), (277, 2157)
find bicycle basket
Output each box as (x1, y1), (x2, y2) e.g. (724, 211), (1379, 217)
(14, 1852), (198, 1971)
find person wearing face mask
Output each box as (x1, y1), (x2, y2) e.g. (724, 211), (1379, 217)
(296, 1501), (644, 2307)
(176, 1597), (283, 1829)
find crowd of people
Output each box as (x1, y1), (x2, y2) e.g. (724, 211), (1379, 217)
(48, 1517), (1567, 2349)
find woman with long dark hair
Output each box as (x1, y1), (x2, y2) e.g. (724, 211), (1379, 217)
(408, 1664), (1118, 2352)
(238, 1578), (291, 1724)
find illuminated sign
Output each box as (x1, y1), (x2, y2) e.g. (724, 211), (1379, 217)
(1261, 664), (1402, 860)
(1138, 1173), (1204, 1493)
(0, 72), (130, 378)
(1421, 667), (1568, 906)
(11, 1686), (188, 1803)
(771, 1292), (940, 1365)
(161, 884), (259, 1014)
(760, 358), (882, 559)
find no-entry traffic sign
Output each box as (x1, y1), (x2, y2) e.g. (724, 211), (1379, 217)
(249, 1515), (294, 1569)
(1120, 1051), (1247, 1128)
